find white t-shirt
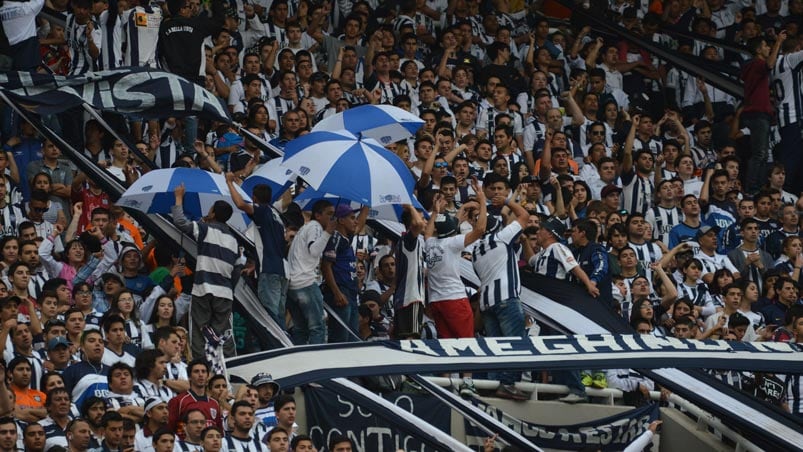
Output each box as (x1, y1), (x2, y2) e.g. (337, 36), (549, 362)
(425, 235), (469, 302)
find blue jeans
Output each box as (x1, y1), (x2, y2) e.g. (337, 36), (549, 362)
(742, 113), (771, 193)
(258, 273), (288, 330)
(554, 370), (586, 396)
(286, 284), (326, 345)
(482, 298), (526, 385)
(324, 286), (359, 343)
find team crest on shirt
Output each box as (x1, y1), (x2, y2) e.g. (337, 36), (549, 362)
(135, 12), (148, 26)
(34, 395), (41, 402)
(210, 408), (217, 419)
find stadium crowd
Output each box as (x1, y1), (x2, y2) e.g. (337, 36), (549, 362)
(0, 0), (803, 449)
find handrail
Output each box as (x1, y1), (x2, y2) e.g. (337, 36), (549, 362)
(422, 376), (764, 452)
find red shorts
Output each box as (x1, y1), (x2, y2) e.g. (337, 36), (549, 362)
(429, 297), (474, 339)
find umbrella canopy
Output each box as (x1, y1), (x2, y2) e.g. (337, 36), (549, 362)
(241, 158), (296, 202)
(117, 168), (252, 233)
(281, 130), (416, 207)
(293, 187), (427, 223)
(312, 104), (423, 144)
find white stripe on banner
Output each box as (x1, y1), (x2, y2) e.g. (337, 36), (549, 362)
(463, 398), (660, 451)
(226, 335), (803, 389)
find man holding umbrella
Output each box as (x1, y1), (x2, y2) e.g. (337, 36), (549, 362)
(226, 174), (288, 330)
(321, 204), (369, 342)
(171, 183), (239, 358)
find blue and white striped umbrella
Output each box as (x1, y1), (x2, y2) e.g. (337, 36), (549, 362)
(117, 168), (252, 233)
(293, 187), (427, 223)
(312, 104), (423, 144)
(281, 130), (416, 207)
(241, 158), (296, 202)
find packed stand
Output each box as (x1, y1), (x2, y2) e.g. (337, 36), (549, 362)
(0, 0), (802, 449)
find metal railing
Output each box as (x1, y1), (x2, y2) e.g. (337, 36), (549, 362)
(423, 376), (763, 452)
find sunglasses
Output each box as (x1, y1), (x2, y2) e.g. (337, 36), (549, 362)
(590, 130), (605, 136)
(434, 162), (449, 169)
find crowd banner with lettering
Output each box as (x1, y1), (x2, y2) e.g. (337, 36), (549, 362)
(0, 69), (231, 122)
(464, 398), (659, 451)
(226, 335), (803, 389)
(305, 385), (451, 452)
(514, 273), (803, 452)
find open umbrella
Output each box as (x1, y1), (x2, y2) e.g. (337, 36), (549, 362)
(281, 130), (416, 207)
(312, 104), (423, 144)
(241, 158), (296, 202)
(293, 187), (427, 222)
(117, 168), (252, 233)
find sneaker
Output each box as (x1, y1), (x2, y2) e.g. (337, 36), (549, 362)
(459, 378), (478, 399)
(580, 372), (593, 387)
(559, 393), (589, 404)
(494, 384), (529, 401)
(591, 372), (608, 389)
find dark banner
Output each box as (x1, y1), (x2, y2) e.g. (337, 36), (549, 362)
(227, 335), (803, 389)
(305, 386), (450, 452)
(464, 398), (659, 451)
(0, 68), (231, 122)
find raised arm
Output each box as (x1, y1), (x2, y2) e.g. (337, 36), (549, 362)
(463, 179), (487, 246)
(621, 115), (639, 175)
(226, 172), (254, 215)
(538, 128), (554, 180)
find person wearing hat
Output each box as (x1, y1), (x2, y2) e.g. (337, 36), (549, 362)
(117, 244), (153, 298)
(425, 184), (486, 397)
(523, 216), (599, 405)
(134, 397), (169, 452)
(251, 372), (280, 428)
(601, 183), (623, 212)
(694, 225), (739, 281)
(362, 289), (392, 337)
(321, 204), (369, 343)
(620, 115), (655, 215)
(45, 336), (72, 373)
(525, 216), (600, 298)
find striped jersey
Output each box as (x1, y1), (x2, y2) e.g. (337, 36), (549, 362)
(171, 206), (239, 300)
(65, 15), (101, 75)
(472, 222), (523, 310)
(225, 434), (269, 452)
(98, 9), (124, 69)
(645, 205), (683, 245)
(121, 3), (163, 67)
(529, 241), (578, 280)
(772, 50), (803, 128)
(394, 233), (426, 310)
(786, 374), (803, 415)
(621, 170), (653, 215)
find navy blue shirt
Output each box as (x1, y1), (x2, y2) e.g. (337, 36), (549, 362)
(253, 204), (286, 276)
(323, 231), (357, 293)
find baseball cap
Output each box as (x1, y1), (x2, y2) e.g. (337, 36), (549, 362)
(101, 272), (124, 285)
(542, 216), (567, 239)
(361, 290), (382, 305)
(434, 213), (458, 238)
(695, 225), (721, 239)
(601, 184), (623, 198)
(334, 204), (357, 219)
(47, 336), (71, 351)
